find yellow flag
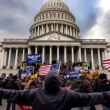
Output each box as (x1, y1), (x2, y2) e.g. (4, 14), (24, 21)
(31, 73), (38, 79)
(87, 71), (99, 79)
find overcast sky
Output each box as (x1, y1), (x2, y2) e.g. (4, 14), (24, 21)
(0, 0), (110, 42)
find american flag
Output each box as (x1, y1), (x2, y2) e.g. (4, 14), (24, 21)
(39, 63), (60, 76)
(51, 11), (55, 16)
(103, 59), (110, 72)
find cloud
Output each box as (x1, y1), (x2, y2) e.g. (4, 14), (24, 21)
(0, 0), (110, 42)
(0, 0), (44, 40)
(84, 0), (110, 41)
(0, 29), (27, 41)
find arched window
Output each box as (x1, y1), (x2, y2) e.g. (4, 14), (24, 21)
(51, 2), (52, 6)
(50, 13), (51, 18)
(62, 14), (63, 18)
(57, 2), (58, 6)
(43, 15), (44, 19)
(60, 3), (61, 6)
(58, 13), (59, 18)
(65, 15), (67, 19)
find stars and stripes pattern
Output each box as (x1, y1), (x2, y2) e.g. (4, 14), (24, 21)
(103, 59), (110, 72)
(39, 63), (60, 76)
(51, 11), (55, 16)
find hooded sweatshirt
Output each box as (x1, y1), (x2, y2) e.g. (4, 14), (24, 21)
(0, 70), (110, 110)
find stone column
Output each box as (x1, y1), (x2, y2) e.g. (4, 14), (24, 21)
(31, 31), (32, 36)
(84, 48), (87, 62)
(22, 48), (25, 62)
(51, 24), (53, 31)
(70, 27), (72, 36)
(49, 46), (52, 64)
(7, 48), (12, 69)
(35, 46), (38, 54)
(71, 46), (74, 64)
(42, 25), (43, 35)
(68, 28), (69, 35)
(64, 46), (67, 64)
(73, 28), (75, 37)
(0, 50), (2, 65)
(42, 46), (45, 64)
(91, 48), (95, 70)
(43, 27), (45, 34)
(78, 46), (81, 62)
(46, 24), (49, 33)
(61, 24), (63, 33)
(56, 24), (58, 31)
(104, 48), (107, 59)
(76, 30), (78, 37)
(34, 28), (36, 36)
(37, 26), (39, 36)
(31, 30), (33, 36)
(28, 46), (31, 55)
(0, 48), (5, 69)
(57, 46), (59, 61)
(14, 48), (18, 69)
(66, 25), (68, 34)
(4, 50), (7, 67)
(98, 48), (102, 70)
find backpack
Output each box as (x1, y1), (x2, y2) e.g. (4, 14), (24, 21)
(72, 79), (85, 92)
(5, 80), (15, 89)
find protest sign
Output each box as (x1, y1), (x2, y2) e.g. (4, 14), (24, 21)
(26, 54), (42, 64)
(64, 70), (80, 78)
(69, 70), (80, 78)
(23, 67), (33, 74)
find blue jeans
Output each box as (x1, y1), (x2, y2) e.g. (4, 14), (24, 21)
(102, 105), (110, 110)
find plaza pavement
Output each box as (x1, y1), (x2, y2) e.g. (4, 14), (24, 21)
(0, 99), (102, 110)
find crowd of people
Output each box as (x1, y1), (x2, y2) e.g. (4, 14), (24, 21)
(0, 63), (110, 110)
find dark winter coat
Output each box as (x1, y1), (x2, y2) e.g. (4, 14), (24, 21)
(71, 78), (93, 93)
(0, 70), (110, 110)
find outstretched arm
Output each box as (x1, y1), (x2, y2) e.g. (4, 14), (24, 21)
(67, 90), (110, 108)
(0, 88), (36, 105)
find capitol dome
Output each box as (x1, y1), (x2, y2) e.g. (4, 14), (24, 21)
(40, 0), (70, 12)
(30, 0), (80, 39)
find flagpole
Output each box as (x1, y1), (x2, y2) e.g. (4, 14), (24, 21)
(54, 12), (55, 31)
(54, 17), (55, 31)
(51, 11), (55, 31)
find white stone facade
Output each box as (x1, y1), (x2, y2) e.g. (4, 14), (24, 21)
(0, 0), (110, 76)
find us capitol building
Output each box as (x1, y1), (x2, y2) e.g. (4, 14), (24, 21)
(0, 0), (110, 77)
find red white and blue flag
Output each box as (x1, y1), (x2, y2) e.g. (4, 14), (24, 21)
(39, 62), (60, 76)
(51, 11), (55, 16)
(103, 59), (110, 72)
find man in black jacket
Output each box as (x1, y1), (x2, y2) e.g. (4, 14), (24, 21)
(0, 78), (4, 106)
(5, 75), (20, 110)
(0, 70), (110, 110)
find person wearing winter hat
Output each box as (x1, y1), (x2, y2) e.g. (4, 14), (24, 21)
(1, 70), (110, 110)
(71, 71), (93, 110)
